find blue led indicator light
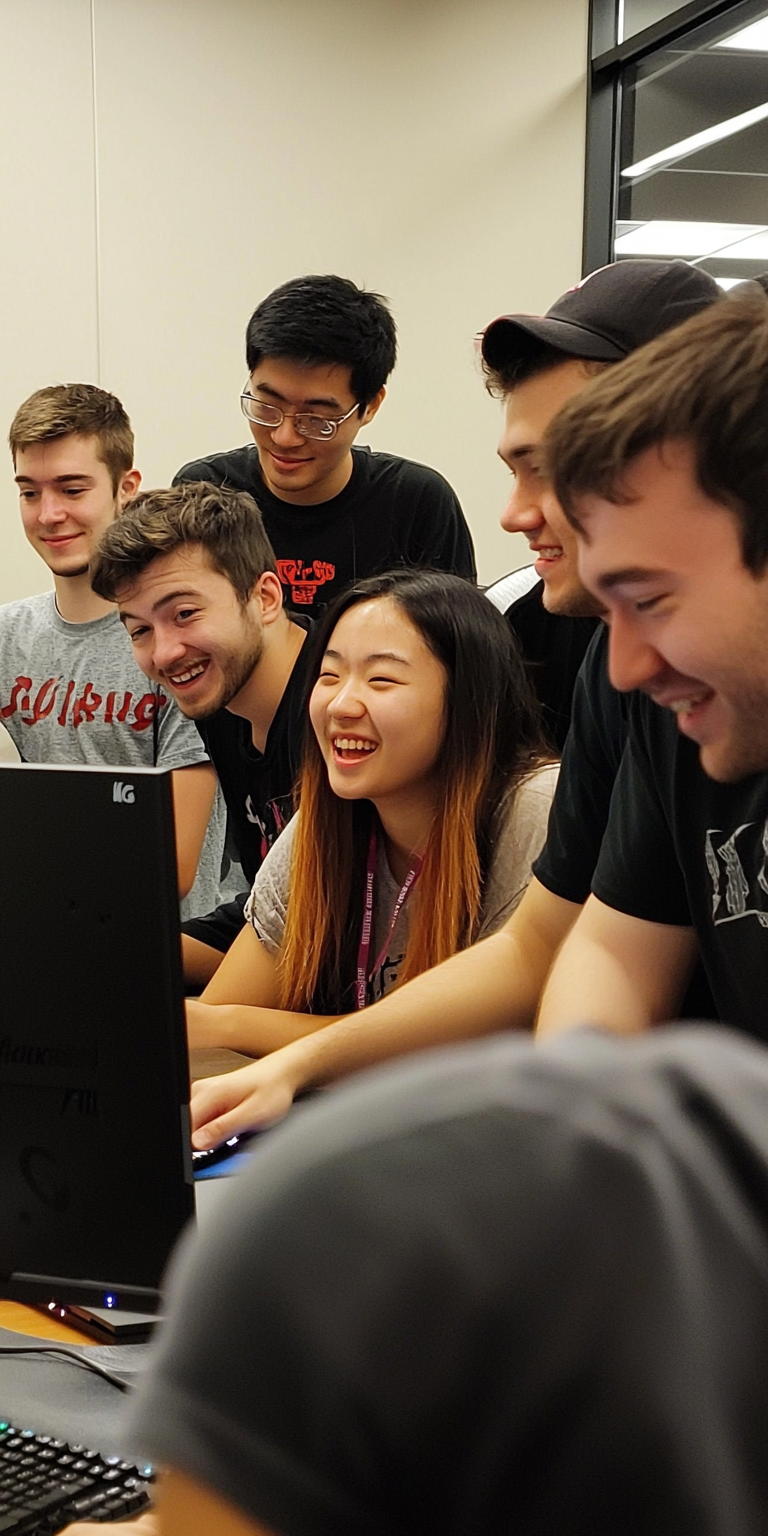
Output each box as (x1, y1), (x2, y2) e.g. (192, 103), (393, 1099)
(104, 1293), (117, 1309)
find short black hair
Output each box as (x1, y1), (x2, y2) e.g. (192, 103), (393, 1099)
(245, 275), (397, 409)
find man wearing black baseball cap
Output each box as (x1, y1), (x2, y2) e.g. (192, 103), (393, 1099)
(483, 260), (720, 627)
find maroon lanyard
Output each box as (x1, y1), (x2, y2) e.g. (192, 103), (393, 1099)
(355, 823), (423, 1010)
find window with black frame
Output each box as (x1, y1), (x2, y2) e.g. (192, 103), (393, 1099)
(587, 1), (768, 283)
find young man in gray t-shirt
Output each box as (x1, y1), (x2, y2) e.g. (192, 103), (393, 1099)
(1, 383), (227, 918)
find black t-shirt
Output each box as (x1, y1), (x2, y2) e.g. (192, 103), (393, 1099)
(501, 570), (600, 752)
(129, 1026), (768, 1536)
(174, 443), (476, 613)
(594, 698), (768, 1038)
(182, 621), (312, 952)
(533, 624), (631, 903)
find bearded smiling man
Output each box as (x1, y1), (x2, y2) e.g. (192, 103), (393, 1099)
(91, 482), (311, 989)
(536, 295), (768, 1043)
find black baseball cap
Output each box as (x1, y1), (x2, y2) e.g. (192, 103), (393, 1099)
(481, 259), (722, 378)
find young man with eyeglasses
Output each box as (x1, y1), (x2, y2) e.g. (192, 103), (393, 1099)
(174, 274), (476, 612)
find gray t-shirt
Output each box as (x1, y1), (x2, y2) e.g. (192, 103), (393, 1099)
(0, 590), (228, 919)
(246, 764), (558, 1001)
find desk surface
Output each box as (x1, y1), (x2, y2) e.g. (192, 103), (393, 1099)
(0, 1302), (94, 1345)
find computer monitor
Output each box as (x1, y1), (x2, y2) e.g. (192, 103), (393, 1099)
(0, 762), (194, 1313)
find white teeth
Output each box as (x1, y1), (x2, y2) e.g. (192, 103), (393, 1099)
(670, 696), (706, 714)
(333, 737), (376, 752)
(170, 663), (206, 685)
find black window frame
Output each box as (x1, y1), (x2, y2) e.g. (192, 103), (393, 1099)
(584, 0), (768, 273)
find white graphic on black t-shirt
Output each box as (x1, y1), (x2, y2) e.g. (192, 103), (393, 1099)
(705, 820), (768, 928)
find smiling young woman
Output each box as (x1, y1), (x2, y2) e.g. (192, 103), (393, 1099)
(186, 570), (558, 1112)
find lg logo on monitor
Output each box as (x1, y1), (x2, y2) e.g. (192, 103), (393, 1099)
(112, 781), (135, 804)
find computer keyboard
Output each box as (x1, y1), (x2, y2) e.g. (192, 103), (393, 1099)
(0, 1420), (153, 1532)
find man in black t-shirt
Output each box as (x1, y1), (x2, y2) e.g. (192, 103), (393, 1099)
(538, 296), (768, 1042)
(92, 482), (311, 987)
(174, 274), (475, 611)
(487, 562), (599, 752)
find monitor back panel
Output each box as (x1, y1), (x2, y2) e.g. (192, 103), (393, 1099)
(0, 764), (194, 1307)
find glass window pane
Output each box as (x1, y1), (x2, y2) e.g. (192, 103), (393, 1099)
(620, 2), (692, 43)
(615, 5), (768, 285)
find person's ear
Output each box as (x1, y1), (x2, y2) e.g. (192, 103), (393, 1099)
(253, 570), (284, 626)
(117, 467), (142, 509)
(359, 386), (386, 428)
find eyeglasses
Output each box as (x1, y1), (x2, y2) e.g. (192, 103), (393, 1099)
(240, 390), (360, 441)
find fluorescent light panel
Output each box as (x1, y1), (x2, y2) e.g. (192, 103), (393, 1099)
(714, 17), (768, 51)
(622, 100), (768, 179)
(614, 221), (762, 255)
(715, 230), (768, 259)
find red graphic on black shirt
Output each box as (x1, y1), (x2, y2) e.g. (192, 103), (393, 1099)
(246, 792), (293, 864)
(277, 559), (335, 606)
(0, 676), (166, 732)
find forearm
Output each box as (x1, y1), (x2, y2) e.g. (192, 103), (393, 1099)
(271, 918), (556, 1093)
(191, 882), (581, 1146)
(171, 765), (217, 898)
(186, 999), (338, 1055)
(536, 898), (697, 1040)
(181, 934), (226, 990)
(536, 936), (653, 1037)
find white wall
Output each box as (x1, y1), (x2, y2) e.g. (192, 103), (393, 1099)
(0, 0), (588, 604)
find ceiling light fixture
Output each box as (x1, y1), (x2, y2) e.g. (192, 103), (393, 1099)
(713, 229), (768, 259)
(614, 221), (763, 256)
(622, 100), (768, 179)
(714, 17), (768, 51)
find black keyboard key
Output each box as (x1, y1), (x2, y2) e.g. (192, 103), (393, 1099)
(20, 1487), (70, 1514)
(124, 1484), (151, 1513)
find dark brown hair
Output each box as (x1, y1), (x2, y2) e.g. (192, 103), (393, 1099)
(545, 296), (768, 572)
(91, 482), (277, 604)
(481, 340), (609, 399)
(9, 383), (134, 492)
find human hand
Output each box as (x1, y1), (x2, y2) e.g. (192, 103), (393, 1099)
(190, 1048), (303, 1147)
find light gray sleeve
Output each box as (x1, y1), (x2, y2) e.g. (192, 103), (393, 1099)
(155, 696), (211, 771)
(243, 816), (297, 955)
(478, 763), (559, 938)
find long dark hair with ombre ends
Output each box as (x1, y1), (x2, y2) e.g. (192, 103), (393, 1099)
(277, 569), (550, 1015)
